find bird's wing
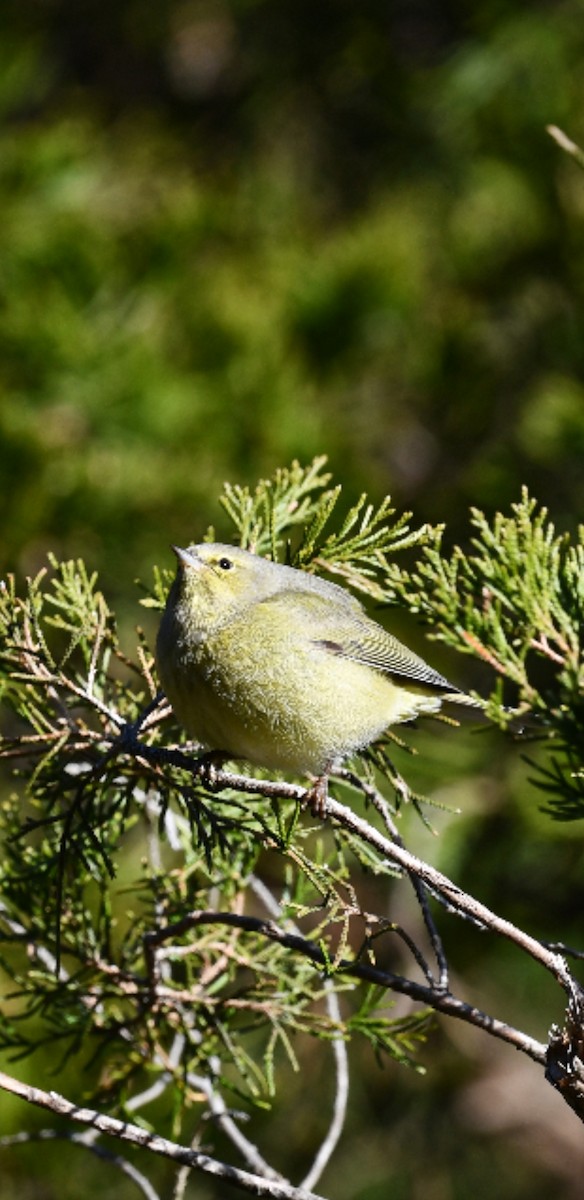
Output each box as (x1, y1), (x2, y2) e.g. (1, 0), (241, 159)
(320, 621), (456, 691)
(259, 591), (458, 693)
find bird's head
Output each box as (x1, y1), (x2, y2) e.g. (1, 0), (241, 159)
(169, 542), (283, 634)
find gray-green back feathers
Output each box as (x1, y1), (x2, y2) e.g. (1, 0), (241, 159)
(191, 544), (462, 695)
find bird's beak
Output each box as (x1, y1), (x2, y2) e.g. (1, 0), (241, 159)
(171, 545), (200, 571)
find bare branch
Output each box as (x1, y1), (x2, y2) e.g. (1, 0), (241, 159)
(300, 987), (349, 1193)
(0, 1128), (161, 1200)
(0, 1071), (326, 1200)
(188, 1072), (287, 1184)
(250, 875), (350, 1190)
(132, 744), (581, 1002)
(143, 908), (548, 1065)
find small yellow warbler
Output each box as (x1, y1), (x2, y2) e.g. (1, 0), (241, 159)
(156, 543), (478, 808)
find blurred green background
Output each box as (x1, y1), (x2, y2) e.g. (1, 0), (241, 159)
(2, 1), (584, 1196)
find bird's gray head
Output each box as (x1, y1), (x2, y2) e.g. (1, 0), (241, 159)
(167, 542), (362, 634)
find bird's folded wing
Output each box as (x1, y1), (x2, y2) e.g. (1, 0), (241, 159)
(259, 590), (458, 693)
(318, 622), (457, 691)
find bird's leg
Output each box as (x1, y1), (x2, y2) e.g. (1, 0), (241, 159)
(304, 772), (331, 819)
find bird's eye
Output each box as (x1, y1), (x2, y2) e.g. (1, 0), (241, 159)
(218, 557), (233, 571)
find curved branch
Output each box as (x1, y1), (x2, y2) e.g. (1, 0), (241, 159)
(0, 1128), (161, 1200)
(0, 1071), (325, 1200)
(134, 743), (581, 1002)
(299, 987), (349, 1193)
(187, 1071), (287, 1185)
(249, 875), (350, 1191)
(143, 909), (548, 1065)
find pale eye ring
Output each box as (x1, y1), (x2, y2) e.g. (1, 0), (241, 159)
(218, 557), (233, 571)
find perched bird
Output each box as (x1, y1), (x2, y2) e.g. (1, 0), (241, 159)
(156, 543), (479, 811)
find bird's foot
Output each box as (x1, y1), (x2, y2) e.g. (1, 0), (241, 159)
(195, 750), (228, 792)
(305, 774), (330, 819)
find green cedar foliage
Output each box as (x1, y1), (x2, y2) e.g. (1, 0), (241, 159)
(0, 459), (581, 1129)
